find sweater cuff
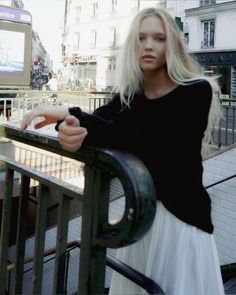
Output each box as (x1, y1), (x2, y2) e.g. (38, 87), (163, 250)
(68, 106), (82, 116)
(68, 106), (88, 127)
(55, 119), (64, 131)
(55, 107), (82, 131)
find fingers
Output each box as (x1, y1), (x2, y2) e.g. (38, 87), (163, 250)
(20, 112), (34, 130)
(20, 107), (45, 130)
(59, 131), (88, 152)
(58, 115), (87, 152)
(58, 122), (86, 136)
(21, 114), (47, 130)
(34, 119), (49, 129)
(21, 111), (87, 153)
(20, 106), (70, 130)
(64, 115), (80, 127)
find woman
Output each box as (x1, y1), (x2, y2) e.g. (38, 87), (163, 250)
(21, 7), (224, 295)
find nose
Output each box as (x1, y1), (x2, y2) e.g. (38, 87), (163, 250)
(144, 38), (153, 51)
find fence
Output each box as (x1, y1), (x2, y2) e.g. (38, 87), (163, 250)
(1, 90), (236, 148)
(212, 99), (236, 146)
(0, 125), (159, 294)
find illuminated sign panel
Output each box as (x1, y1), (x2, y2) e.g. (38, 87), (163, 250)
(0, 5), (31, 24)
(0, 5), (32, 87)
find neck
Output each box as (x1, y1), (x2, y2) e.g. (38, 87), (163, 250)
(143, 69), (177, 99)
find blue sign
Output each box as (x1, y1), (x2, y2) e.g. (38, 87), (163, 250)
(0, 5), (32, 24)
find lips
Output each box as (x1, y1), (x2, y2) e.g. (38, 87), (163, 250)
(142, 55), (156, 61)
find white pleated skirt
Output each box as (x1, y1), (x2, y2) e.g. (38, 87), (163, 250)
(109, 201), (225, 295)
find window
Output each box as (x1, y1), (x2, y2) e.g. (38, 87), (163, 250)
(90, 30), (97, 48)
(200, 0), (216, 6)
(201, 20), (215, 48)
(76, 32), (80, 49)
(112, 0), (118, 12)
(75, 6), (81, 23)
(92, 2), (98, 16)
(231, 66), (236, 100)
(107, 57), (116, 70)
(156, 0), (167, 9)
(108, 27), (116, 47)
(134, 0), (140, 8)
(76, 5), (82, 12)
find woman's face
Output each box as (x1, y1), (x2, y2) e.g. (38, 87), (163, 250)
(138, 16), (167, 74)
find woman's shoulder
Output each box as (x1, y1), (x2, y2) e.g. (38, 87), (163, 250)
(184, 78), (211, 88)
(183, 78), (212, 97)
(111, 92), (121, 100)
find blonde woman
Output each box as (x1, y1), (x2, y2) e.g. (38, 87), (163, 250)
(21, 7), (224, 295)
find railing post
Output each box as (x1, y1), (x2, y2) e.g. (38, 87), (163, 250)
(13, 175), (30, 294)
(53, 193), (71, 295)
(0, 168), (14, 293)
(2, 126), (157, 294)
(78, 164), (111, 295)
(32, 184), (49, 294)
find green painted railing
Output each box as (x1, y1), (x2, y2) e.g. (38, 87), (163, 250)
(0, 125), (157, 294)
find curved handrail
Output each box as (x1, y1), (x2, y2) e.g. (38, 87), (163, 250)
(3, 125), (156, 247)
(2, 125), (157, 294)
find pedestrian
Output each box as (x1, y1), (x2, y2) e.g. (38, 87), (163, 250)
(21, 7), (224, 295)
(46, 73), (58, 91)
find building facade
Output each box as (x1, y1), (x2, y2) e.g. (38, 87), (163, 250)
(31, 31), (52, 87)
(62, 0), (181, 90)
(0, 0), (23, 8)
(185, 0), (236, 100)
(62, 0), (236, 97)
(0, 0), (52, 88)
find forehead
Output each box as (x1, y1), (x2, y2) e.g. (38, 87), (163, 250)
(140, 16), (165, 33)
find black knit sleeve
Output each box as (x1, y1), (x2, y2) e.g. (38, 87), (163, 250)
(191, 80), (213, 133)
(60, 93), (122, 148)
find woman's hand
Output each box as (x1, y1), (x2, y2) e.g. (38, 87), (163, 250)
(58, 115), (88, 152)
(20, 106), (70, 130)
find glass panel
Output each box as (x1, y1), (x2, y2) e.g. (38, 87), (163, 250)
(209, 21), (215, 47)
(200, 0), (216, 6)
(203, 22), (209, 47)
(202, 20), (215, 48)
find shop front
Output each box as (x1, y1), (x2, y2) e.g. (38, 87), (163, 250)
(192, 50), (236, 101)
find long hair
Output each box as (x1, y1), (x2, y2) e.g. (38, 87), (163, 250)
(115, 7), (222, 144)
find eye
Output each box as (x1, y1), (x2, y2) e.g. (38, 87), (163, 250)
(139, 34), (145, 41)
(154, 36), (165, 42)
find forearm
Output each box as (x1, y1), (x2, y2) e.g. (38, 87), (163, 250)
(55, 107), (114, 148)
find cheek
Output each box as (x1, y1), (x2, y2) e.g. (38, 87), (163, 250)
(138, 44), (144, 54)
(138, 47), (143, 59)
(157, 46), (166, 58)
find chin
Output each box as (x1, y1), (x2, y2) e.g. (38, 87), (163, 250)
(141, 66), (159, 72)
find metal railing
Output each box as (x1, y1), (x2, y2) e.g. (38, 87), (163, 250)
(206, 174), (236, 292)
(6, 240), (164, 294)
(1, 90), (236, 147)
(0, 90), (113, 124)
(212, 99), (236, 147)
(0, 125), (158, 294)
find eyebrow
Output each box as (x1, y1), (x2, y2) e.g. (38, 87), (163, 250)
(139, 32), (166, 37)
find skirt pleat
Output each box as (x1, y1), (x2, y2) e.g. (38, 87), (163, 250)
(109, 201), (225, 295)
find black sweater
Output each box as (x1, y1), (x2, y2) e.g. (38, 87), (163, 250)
(68, 80), (214, 233)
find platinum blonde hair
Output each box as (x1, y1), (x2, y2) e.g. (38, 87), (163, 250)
(115, 7), (222, 145)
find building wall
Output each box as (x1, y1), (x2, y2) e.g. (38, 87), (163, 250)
(63, 0), (143, 90)
(184, 1), (236, 99)
(0, 0), (23, 8)
(62, 0), (236, 91)
(186, 0), (236, 51)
